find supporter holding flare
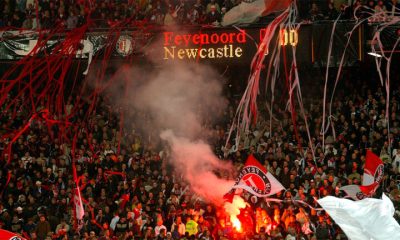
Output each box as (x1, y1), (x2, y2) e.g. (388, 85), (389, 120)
(223, 155), (284, 234)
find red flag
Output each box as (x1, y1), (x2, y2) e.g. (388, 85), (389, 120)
(225, 155), (284, 200)
(341, 150), (384, 200)
(360, 182), (379, 195)
(363, 150), (384, 186)
(223, 191), (235, 203)
(0, 229), (27, 240)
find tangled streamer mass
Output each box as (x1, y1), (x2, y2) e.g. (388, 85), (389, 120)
(1, 0), (400, 239)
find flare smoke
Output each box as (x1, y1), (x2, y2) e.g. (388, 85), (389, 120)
(112, 62), (235, 203)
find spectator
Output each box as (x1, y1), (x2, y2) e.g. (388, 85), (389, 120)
(365, 0), (377, 15)
(206, 0), (221, 14)
(22, 15), (32, 29)
(187, 5), (201, 24)
(309, 2), (324, 21)
(11, 12), (23, 28)
(35, 215), (51, 240)
(205, 5), (221, 24)
(1, 0), (395, 29)
(157, 228), (167, 239)
(154, 216), (167, 236)
(174, 0), (189, 24)
(1, 4), (400, 240)
(315, 220), (330, 240)
(171, 215), (186, 237)
(41, 10), (52, 29)
(194, 0), (206, 17)
(66, 9), (78, 29)
(114, 215), (129, 237)
(375, 0), (388, 13)
(185, 215), (199, 236)
(55, 219), (70, 238)
(325, 2), (339, 20)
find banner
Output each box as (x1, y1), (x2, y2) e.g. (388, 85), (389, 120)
(0, 31), (148, 60)
(1, 24), (369, 66)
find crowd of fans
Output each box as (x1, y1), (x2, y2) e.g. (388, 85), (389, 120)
(0, 65), (400, 240)
(0, 2), (400, 240)
(1, 0), (400, 29)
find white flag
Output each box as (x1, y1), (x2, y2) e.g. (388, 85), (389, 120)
(318, 194), (400, 240)
(74, 187), (85, 229)
(222, 0), (292, 26)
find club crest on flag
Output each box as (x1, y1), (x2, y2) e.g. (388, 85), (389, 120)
(238, 165), (271, 195)
(224, 155), (284, 200)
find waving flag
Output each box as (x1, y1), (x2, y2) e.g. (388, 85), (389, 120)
(0, 229), (27, 240)
(225, 155), (284, 201)
(222, 0), (292, 26)
(318, 194), (400, 240)
(74, 187), (85, 230)
(340, 183), (381, 201)
(363, 150), (384, 186)
(340, 150), (384, 200)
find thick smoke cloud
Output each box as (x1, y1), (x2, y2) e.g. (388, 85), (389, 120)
(131, 63), (224, 139)
(103, 62), (235, 204)
(161, 130), (234, 203)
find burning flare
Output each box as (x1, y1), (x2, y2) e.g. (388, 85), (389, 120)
(232, 216), (242, 232)
(224, 195), (248, 232)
